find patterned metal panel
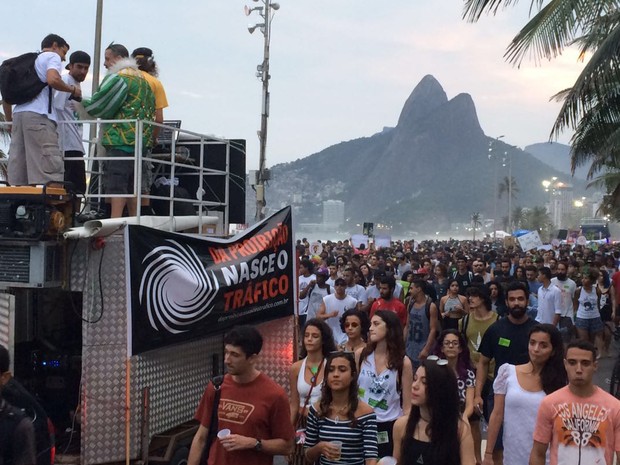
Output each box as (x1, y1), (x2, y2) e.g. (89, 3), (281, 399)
(79, 233), (131, 465)
(255, 316), (295, 392)
(77, 232), (295, 464)
(132, 335), (224, 437)
(0, 292), (15, 370)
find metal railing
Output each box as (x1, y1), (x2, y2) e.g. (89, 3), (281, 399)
(0, 119), (234, 234)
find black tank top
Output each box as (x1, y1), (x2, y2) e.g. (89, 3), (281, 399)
(402, 437), (432, 465)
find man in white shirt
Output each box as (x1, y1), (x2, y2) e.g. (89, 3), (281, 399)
(56, 51), (90, 195)
(550, 261), (577, 341)
(343, 267), (367, 311)
(297, 259), (316, 328)
(537, 266), (563, 325)
(3, 34), (81, 186)
(317, 278), (358, 346)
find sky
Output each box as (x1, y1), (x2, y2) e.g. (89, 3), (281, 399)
(1, 1), (585, 171)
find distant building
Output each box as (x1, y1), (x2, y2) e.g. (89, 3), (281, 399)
(323, 200), (344, 227)
(546, 180), (573, 228)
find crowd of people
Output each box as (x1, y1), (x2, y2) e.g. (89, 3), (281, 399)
(181, 238), (620, 465)
(2, 33), (168, 219)
(281, 237), (620, 464)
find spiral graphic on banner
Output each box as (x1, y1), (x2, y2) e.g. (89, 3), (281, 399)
(139, 240), (219, 334)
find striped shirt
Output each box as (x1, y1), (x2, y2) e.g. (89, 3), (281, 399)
(305, 404), (378, 464)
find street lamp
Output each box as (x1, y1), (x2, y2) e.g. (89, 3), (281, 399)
(488, 135), (505, 238)
(245, 0), (280, 221)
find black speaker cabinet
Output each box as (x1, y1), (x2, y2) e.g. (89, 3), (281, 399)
(174, 138), (246, 224)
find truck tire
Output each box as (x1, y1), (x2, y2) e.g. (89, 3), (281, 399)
(168, 446), (189, 465)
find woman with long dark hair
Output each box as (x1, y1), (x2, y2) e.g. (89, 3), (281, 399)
(304, 351), (378, 464)
(289, 319), (337, 425)
(339, 308), (370, 352)
(482, 324), (567, 465)
(597, 268), (615, 357)
(433, 264), (450, 301)
(356, 310), (413, 458)
(392, 357), (475, 465)
(433, 329), (479, 464)
(439, 279), (468, 330)
(486, 280), (507, 317)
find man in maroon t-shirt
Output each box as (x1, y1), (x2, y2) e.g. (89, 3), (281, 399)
(370, 275), (407, 328)
(188, 326), (294, 465)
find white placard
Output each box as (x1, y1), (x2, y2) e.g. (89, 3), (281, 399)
(351, 234), (369, 249)
(374, 235), (391, 249)
(517, 230), (543, 251)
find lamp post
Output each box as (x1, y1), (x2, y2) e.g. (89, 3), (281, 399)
(503, 151), (513, 232)
(246, 0), (280, 221)
(488, 135), (505, 239)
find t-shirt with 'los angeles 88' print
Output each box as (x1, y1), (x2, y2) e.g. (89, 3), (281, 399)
(533, 385), (620, 465)
(194, 372), (295, 465)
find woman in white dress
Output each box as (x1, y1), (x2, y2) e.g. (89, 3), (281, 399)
(482, 324), (567, 465)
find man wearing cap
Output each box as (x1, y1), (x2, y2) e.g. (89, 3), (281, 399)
(304, 267), (331, 320)
(3, 34), (81, 186)
(131, 47), (169, 209)
(56, 51), (90, 196)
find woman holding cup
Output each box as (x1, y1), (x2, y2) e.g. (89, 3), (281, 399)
(304, 351), (378, 464)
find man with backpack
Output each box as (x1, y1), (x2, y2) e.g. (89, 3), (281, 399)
(0, 393), (36, 465)
(1, 34), (81, 186)
(0, 345), (45, 465)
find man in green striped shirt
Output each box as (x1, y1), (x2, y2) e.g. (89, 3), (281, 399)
(82, 44), (155, 218)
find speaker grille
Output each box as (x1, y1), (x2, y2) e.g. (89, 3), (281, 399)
(0, 244), (30, 283)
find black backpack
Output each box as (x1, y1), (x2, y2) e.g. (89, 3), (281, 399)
(0, 52), (50, 109)
(0, 400), (28, 465)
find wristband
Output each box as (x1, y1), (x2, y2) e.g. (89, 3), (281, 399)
(485, 451), (493, 455)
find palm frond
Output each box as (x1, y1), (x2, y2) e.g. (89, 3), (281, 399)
(462, 0), (544, 22)
(552, 17), (620, 136)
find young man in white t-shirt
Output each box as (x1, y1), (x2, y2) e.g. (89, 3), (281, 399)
(3, 34), (82, 186)
(56, 50), (90, 196)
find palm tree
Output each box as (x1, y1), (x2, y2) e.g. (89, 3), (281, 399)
(471, 212), (482, 240)
(498, 176), (519, 224)
(511, 206), (525, 230)
(462, 1), (620, 218)
(523, 206), (553, 239)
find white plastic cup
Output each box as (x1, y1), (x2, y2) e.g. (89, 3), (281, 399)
(331, 441), (343, 460)
(217, 429), (231, 439)
(378, 457), (397, 465)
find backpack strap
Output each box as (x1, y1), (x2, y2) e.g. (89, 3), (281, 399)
(461, 314), (470, 338)
(200, 375), (225, 465)
(47, 85), (52, 114)
(424, 296), (432, 320)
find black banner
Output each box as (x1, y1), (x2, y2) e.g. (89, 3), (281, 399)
(127, 207), (293, 355)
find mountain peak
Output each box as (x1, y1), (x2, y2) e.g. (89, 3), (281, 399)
(397, 74), (448, 127)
